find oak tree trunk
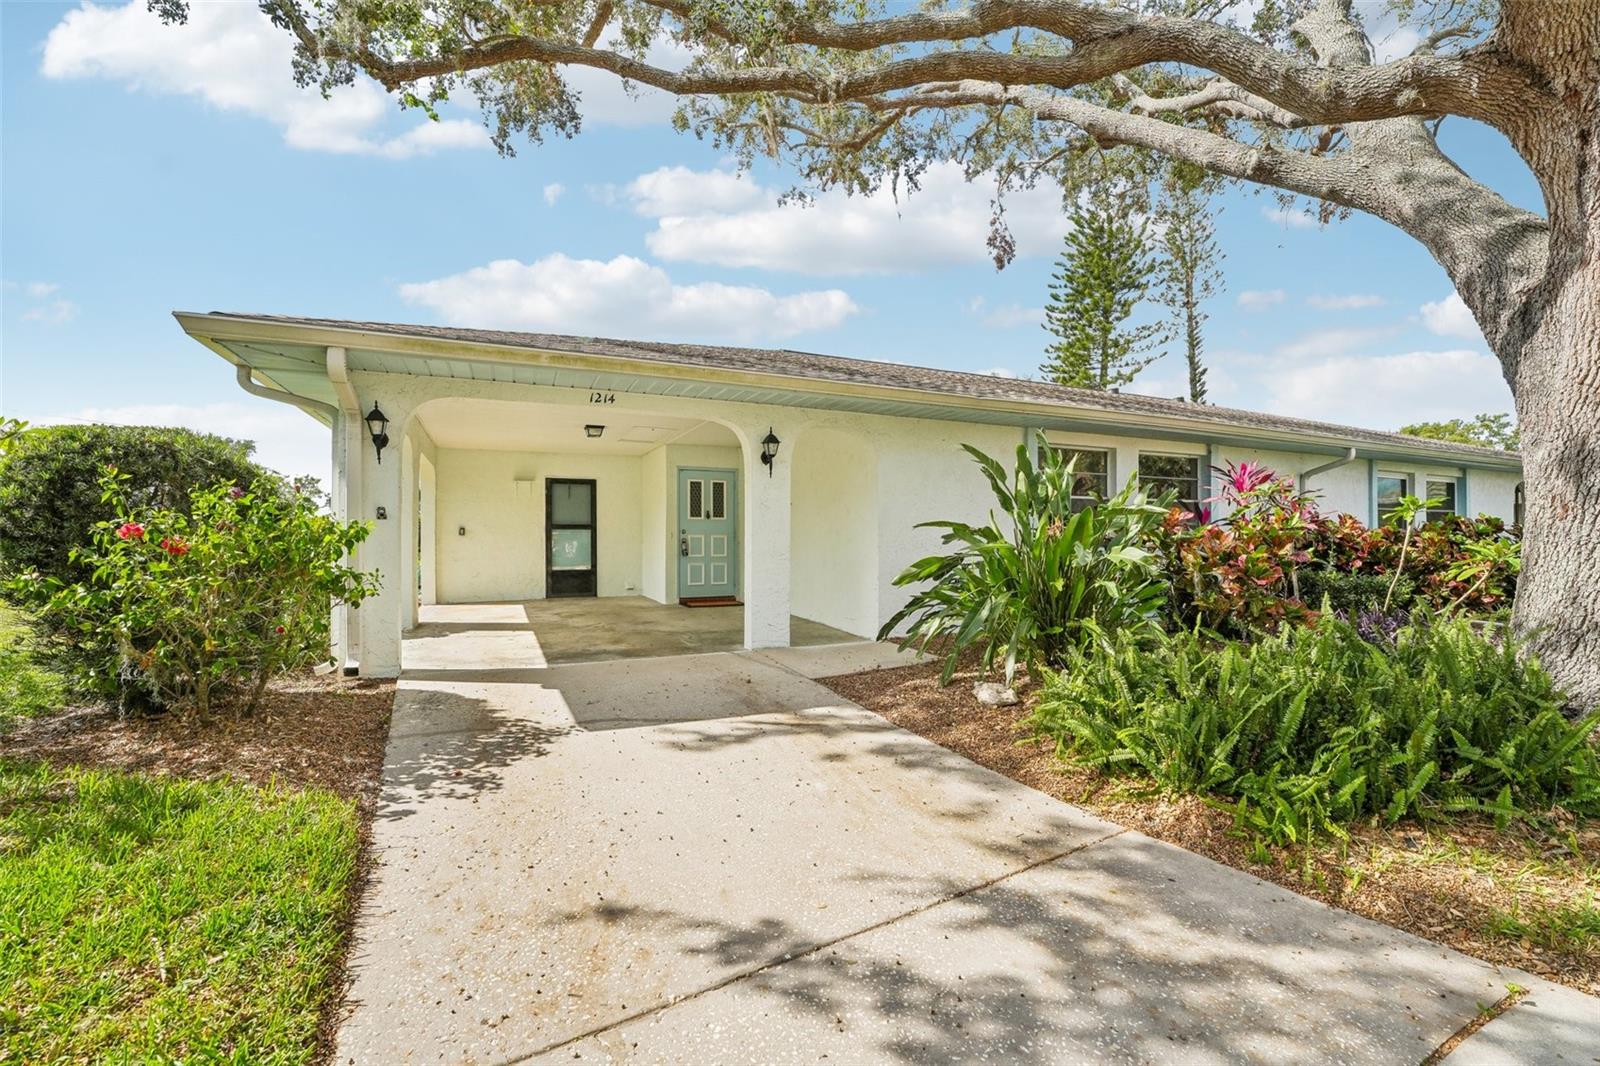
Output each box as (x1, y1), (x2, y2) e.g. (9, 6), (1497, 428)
(1509, 248), (1600, 712)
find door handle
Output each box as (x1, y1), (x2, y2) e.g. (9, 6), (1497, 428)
(680, 530), (689, 556)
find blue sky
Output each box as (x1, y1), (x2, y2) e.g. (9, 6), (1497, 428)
(2, 1), (1536, 483)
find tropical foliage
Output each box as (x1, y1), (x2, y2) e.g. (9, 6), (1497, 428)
(1032, 615), (1600, 846)
(29, 471), (377, 719)
(880, 435), (1172, 685)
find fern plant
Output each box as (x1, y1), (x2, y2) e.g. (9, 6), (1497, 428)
(1031, 613), (1600, 845)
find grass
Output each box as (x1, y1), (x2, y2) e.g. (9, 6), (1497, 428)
(0, 760), (361, 1064)
(1486, 893), (1600, 952)
(0, 605), (68, 730)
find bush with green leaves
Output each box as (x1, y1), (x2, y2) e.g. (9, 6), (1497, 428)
(881, 434), (1173, 684)
(1030, 615), (1600, 846)
(0, 423), (270, 590)
(33, 471), (378, 719)
(1297, 569), (1413, 615)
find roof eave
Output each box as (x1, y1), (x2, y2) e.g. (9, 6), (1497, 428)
(172, 311), (1522, 472)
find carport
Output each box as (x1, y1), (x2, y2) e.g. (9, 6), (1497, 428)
(403, 599), (864, 672)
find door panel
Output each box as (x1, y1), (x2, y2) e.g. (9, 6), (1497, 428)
(678, 467), (738, 600)
(547, 478), (597, 597)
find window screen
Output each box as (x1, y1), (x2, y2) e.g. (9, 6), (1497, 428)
(549, 481), (593, 525)
(687, 479), (704, 519)
(1376, 474), (1410, 523)
(1053, 448), (1110, 512)
(1138, 453), (1201, 512)
(710, 480), (727, 519)
(1426, 479), (1459, 521)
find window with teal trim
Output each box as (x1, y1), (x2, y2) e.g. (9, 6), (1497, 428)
(1376, 473), (1410, 524)
(1425, 479), (1459, 521)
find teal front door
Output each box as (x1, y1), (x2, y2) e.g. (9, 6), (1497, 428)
(677, 468), (739, 601)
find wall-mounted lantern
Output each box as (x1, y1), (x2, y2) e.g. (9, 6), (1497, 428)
(585, 424), (605, 438)
(365, 403), (391, 464)
(759, 428), (781, 476)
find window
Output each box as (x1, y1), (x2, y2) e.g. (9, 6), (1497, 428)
(1426, 479), (1459, 521)
(1514, 482), (1525, 526)
(1053, 447), (1110, 512)
(1376, 473), (1410, 524)
(1139, 453), (1201, 512)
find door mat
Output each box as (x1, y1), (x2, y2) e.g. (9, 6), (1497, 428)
(679, 597), (743, 608)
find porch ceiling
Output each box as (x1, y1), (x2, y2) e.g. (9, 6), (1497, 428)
(414, 396), (739, 455)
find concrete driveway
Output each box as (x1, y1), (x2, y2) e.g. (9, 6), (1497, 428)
(335, 618), (1599, 1065)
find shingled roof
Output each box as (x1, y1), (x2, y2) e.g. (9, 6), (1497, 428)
(197, 312), (1519, 465)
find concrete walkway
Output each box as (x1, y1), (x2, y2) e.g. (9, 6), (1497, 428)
(335, 620), (1600, 1065)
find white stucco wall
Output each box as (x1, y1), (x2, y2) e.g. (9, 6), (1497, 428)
(434, 447), (644, 602)
(874, 420), (1024, 632)
(791, 427), (879, 638)
(639, 446), (668, 603)
(1210, 444), (1370, 520)
(1468, 469), (1521, 523)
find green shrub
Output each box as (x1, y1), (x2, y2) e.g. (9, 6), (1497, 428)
(0, 423), (268, 589)
(1031, 615), (1600, 845)
(1297, 569), (1412, 615)
(882, 434), (1173, 684)
(33, 471), (377, 718)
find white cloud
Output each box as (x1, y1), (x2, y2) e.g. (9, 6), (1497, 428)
(622, 166), (767, 217)
(542, 183), (566, 206)
(968, 297), (1044, 329)
(1307, 293), (1386, 310)
(1261, 205), (1318, 229)
(398, 254), (858, 343)
(1237, 289), (1287, 311)
(7, 280), (78, 324)
(1265, 349), (1511, 429)
(22, 299), (79, 325)
(41, 1), (486, 158)
(1276, 325), (1402, 360)
(1419, 291), (1482, 341)
(36, 402), (330, 486)
(979, 367), (1020, 379)
(621, 161), (1069, 275)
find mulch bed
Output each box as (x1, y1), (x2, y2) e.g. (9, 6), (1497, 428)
(3, 673), (394, 807)
(3, 671), (396, 1064)
(822, 659), (1600, 997)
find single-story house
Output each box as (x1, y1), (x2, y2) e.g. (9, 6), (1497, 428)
(176, 311), (1524, 678)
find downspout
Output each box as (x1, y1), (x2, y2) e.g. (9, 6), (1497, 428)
(326, 347), (364, 675)
(234, 364), (339, 421)
(1298, 447), (1358, 492)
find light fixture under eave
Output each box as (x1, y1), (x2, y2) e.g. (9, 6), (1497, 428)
(584, 424), (605, 438)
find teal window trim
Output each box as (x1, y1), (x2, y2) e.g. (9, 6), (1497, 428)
(1202, 444), (1215, 513)
(1458, 474), (1470, 518)
(1367, 459), (1378, 526)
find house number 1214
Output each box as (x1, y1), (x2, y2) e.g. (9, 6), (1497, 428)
(589, 391), (616, 404)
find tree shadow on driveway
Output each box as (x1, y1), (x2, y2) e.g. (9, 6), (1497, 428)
(549, 833), (1508, 1065)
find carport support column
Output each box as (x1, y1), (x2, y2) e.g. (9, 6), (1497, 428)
(743, 425), (792, 649)
(354, 397), (414, 678)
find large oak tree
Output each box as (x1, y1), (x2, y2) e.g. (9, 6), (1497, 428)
(159, 0), (1600, 707)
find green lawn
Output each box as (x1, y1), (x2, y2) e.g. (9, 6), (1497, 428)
(0, 604), (67, 730)
(0, 760), (360, 1064)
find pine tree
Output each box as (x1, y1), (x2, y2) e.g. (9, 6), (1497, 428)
(1155, 171), (1224, 404)
(1040, 182), (1165, 390)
